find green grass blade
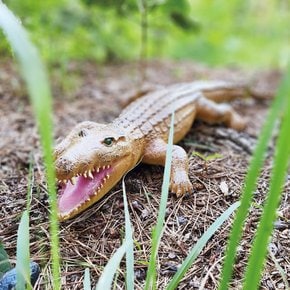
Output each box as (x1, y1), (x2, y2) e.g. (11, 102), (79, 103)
(95, 241), (128, 290)
(243, 67), (290, 290)
(122, 179), (134, 290)
(144, 113), (174, 290)
(15, 158), (35, 290)
(16, 210), (31, 290)
(83, 268), (91, 290)
(166, 201), (240, 290)
(218, 73), (288, 290)
(0, 3), (60, 288)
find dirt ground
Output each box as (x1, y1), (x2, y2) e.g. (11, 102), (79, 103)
(0, 60), (289, 289)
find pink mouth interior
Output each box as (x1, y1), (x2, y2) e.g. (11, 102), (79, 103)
(58, 166), (113, 215)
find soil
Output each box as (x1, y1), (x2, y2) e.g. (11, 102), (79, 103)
(0, 60), (289, 289)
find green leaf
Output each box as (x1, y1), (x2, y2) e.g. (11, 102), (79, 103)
(95, 241), (129, 290)
(0, 3), (60, 288)
(243, 66), (290, 289)
(163, 0), (190, 14)
(122, 178), (134, 290)
(83, 268), (91, 290)
(218, 65), (289, 290)
(16, 210), (31, 290)
(144, 113), (174, 290)
(170, 12), (200, 32)
(166, 201), (240, 290)
(192, 151), (223, 161)
(0, 243), (11, 277)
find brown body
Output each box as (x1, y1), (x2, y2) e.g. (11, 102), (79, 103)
(55, 81), (252, 220)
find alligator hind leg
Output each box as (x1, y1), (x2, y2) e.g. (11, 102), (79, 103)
(142, 139), (193, 196)
(196, 96), (246, 131)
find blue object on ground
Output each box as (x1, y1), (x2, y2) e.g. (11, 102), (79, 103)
(0, 261), (40, 290)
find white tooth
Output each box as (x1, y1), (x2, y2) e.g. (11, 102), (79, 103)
(71, 177), (76, 185)
(106, 165), (110, 169)
(96, 167), (100, 173)
(106, 174), (110, 179)
(83, 171), (87, 178)
(100, 184), (104, 188)
(93, 191), (98, 195)
(88, 170), (94, 179)
(102, 165), (106, 170)
(63, 179), (67, 184)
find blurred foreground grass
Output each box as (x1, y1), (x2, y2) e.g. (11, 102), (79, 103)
(1, 0), (289, 69)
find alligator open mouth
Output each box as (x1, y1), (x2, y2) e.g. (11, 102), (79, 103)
(57, 165), (113, 220)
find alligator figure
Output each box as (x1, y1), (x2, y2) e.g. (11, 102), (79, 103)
(54, 81), (265, 221)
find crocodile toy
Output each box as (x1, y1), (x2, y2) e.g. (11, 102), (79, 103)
(54, 81), (263, 221)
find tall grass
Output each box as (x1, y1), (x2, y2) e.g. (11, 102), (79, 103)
(83, 268), (91, 290)
(95, 241), (130, 290)
(242, 69), (290, 289)
(144, 114), (175, 290)
(122, 178), (134, 290)
(16, 211), (31, 290)
(219, 67), (290, 289)
(0, 2), (60, 289)
(166, 201), (240, 290)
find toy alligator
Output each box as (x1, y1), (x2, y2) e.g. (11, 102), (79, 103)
(54, 81), (265, 221)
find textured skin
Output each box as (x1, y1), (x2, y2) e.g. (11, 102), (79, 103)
(55, 81), (254, 220)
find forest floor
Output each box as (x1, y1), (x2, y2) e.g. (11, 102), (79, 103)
(0, 60), (289, 289)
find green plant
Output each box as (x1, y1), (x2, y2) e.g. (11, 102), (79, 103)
(219, 67), (290, 289)
(192, 151), (223, 162)
(144, 113), (175, 290)
(242, 69), (290, 289)
(122, 178), (134, 290)
(3, 0), (288, 68)
(16, 211), (31, 290)
(84, 268), (91, 289)
(0, 2), (60, 288)
(166, 201), (240, 290)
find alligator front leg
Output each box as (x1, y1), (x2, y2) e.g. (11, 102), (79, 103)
(142, 139), (193, 196)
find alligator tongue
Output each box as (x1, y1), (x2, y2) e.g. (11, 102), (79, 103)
(58, 168), (110, 215)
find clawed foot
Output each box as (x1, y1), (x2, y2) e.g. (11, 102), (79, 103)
(169, 171), (193, 197)
(228, 113), (247, 131)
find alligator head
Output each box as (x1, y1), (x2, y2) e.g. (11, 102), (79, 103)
(54, 121), (139, 221)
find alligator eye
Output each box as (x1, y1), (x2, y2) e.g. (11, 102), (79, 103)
(78, 130), (87, 137)
(103, 137), (115, 146)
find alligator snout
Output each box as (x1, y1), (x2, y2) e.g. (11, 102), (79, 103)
(55, 156), (74, 178)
